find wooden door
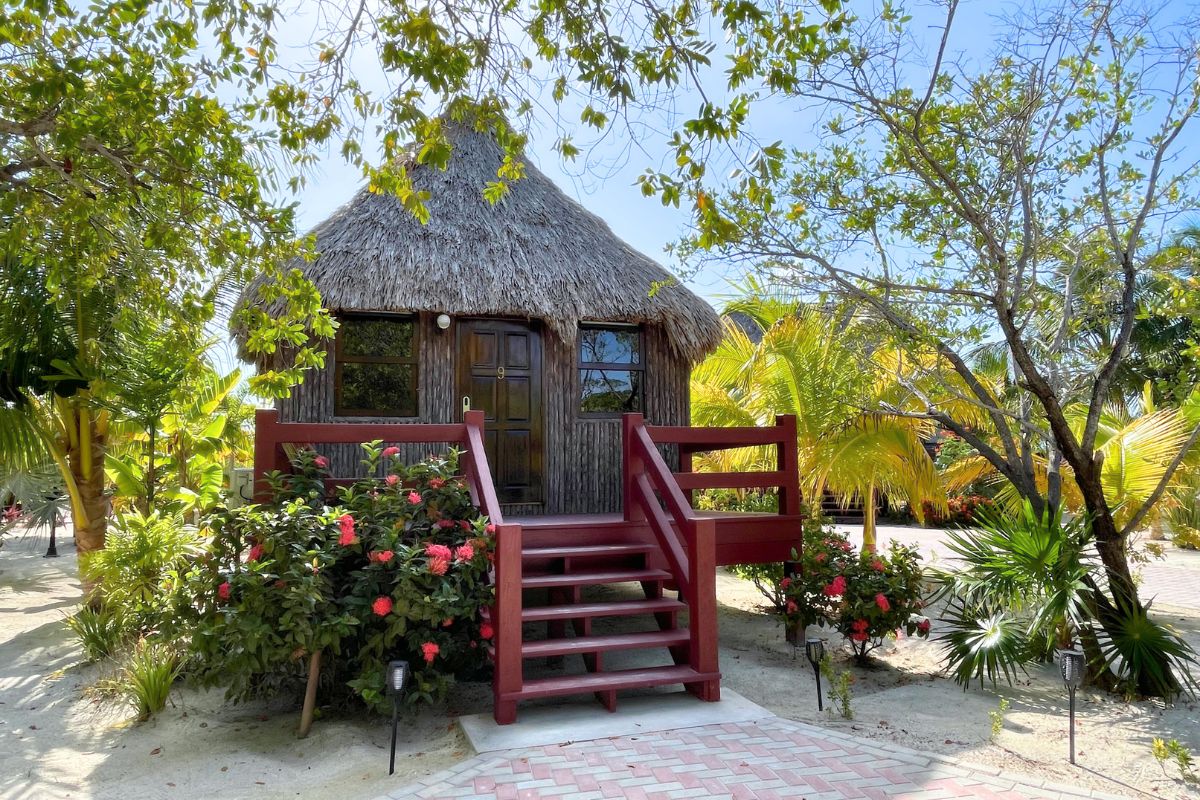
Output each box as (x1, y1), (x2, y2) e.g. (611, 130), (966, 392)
(456, 319), (543, 505)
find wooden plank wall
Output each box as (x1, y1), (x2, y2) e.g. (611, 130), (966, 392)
(275, 315), (691, 515)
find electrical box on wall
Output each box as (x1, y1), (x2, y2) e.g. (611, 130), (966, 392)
(226, 468), (255, 508)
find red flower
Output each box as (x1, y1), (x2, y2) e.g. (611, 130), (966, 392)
(814, 552), (827, 564)
(454, 544), (475, 562)
(421, 642), (440, 663)
(849, 632), (869, 642)
(385, 474), (399, 487)
(480, 623), (494, 640)
(314, 455), (329, 468)
(425, 543), (452, 561)
(917, 618), (932, 635)
(274, 579), (287, 590)
(369, 550), (395, 564)
(429, 557), (449, 576)
(780, 576), (792, 590)
(408, 491), (422, 504)
(457, 520), (471, 531)
(338, 529), (357, 547)
(372, 596), (394, 617)
(247, 543), (265, 562)
(381, 446), (400, 458)
(786, 599), (798, 614)
(875, 593), (891, 612)
(850, 618), (868, 632)
(485, 523), (496, 534)
(437, 519), (454, 529)
(822, 575), (847, 597)
(218, 582), (231, 601)
(871, 559), (885, 572)
(839, 541), (853, 552)
(429, 477), (446, 489)
(338, 513), (355, 538)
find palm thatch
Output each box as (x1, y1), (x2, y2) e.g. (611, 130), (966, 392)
(234, 123), (721, 362)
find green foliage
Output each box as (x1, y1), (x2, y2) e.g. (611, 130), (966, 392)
(179, 444), (495, 711)
(80, 511), (200, 634)
(779, 510), (930, 662)
(988, 697), (1010, 741)
(1152, 737), (1197, 783)
(819, 654), (853, 720)
(120, 639), (182, 721)
(65, 606), (125, 662)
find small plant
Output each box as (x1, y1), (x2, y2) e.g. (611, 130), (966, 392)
(819, 654), (853, 720)
(122, 639), (181, 720)
(1152, 737), (1197, 783)
(65, 606), (125, 662)
(988, 697), (1010, 741)
(1172, 525), (1200, 550)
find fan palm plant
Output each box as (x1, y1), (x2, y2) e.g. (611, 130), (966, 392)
(691, 292), (944, 548)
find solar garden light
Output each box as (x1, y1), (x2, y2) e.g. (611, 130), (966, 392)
(805, 637), (825, 712)
(1059, 648), (1084, 765)
(386, 660), (410, 775)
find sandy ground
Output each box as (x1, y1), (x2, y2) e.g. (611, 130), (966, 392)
(3, 525), (1199, 800)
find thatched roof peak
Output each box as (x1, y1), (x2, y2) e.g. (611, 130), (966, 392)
(236, 122), (721, 361)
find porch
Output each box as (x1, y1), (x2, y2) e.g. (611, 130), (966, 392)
(253, 409), (804, 724)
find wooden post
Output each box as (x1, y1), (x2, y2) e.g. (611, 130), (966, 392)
(775, 414), (801, 516)
(492, 521), (522, 725)
(253, 409), (282, 503)
(622, 414), (645, 522)
(297, 649), (322, 738)
(685, 518), (720, 701)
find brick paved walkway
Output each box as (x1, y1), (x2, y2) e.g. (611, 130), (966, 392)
(380, 716), (1124, 800)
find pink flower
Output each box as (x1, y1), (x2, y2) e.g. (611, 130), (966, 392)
(839, 541), (853, 552)
(917, 618), (932, 635)
(408, 491), (422, 504)
(875, 593), (891, 612)
(369, 550), (394, 564)
(218, 582), (231, 601)
(485, 523), (496, 534)
(425, 543), (452, 561)
(437, 519), (454, 529)
(421, 642), (440, 663)
(871, 559), (885, 572)
(454, 544), (475, 562)
(480, 623), (494, 640)
(429, 477), (446, 489)
(372, 596), (393, 617)
(822, 575), (847, 597)
(314, 455), (329, 468)
(814, 552), (827, 564)
(247, 543), (265, 562)
(429, 557), (450, 576)
(779, 576), (792, 590)
(338, 516), (357, 547)
(381, 446), (400, 458)
(385, 474), (399, 487)
(786, 599), (798, 614)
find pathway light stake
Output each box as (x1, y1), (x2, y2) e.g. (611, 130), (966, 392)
(1059, 648), (1084, 765)
(387, 660), (410, 775)
(805, 637), (825, 712)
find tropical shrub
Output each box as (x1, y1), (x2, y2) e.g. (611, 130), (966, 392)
(65, 606), (126, 662)
(934, 502), (1198, 697)
(922, 494), (995, 527)
(780, 512), (931, 662)
(179, 442), (495, 711)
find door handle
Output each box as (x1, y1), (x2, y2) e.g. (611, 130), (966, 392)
(496, 366), (505, 380)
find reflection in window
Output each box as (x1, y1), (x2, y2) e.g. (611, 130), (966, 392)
(578, 325), (643, 415)
(335, 315), (419, 417)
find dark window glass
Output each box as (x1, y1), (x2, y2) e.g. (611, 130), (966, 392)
(578, 325), (643, 415)
(335, 315), (419, 417)
(580, 369), (642, 413)
(579, 327), (640, 365)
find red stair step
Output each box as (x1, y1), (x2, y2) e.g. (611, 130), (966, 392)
(504, 665), (720, 701)
(482, 597), (684, 624)
(522, 568), (671, 589)
(522, 543), (653, 560)
(521, 629), (688, 659)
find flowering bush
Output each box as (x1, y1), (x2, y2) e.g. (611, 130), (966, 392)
(179, 442), (494, 711)
(782, 513), (931, 663)
(922, 494), (995, 527)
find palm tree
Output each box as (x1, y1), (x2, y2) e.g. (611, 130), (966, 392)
(691, 292), (944, 548)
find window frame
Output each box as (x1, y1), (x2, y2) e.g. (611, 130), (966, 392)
(577, 322), (645, 418)
(333, 312), (421, 418)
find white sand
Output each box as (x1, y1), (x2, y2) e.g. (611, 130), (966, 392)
(3, 530), (1199, 799)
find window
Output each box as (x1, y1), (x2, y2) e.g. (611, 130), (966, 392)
(578, 324), (643, 415)
(334, 314), (419, 417)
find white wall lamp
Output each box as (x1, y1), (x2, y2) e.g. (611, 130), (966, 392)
(436, 313), (451, 330)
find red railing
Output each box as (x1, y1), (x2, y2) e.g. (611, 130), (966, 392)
(253, 409), (523, 718)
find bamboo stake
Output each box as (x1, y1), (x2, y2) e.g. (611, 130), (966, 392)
(297, 650), (322, 738)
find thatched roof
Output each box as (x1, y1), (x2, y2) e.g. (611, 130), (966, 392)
(235, 123), (721, 362)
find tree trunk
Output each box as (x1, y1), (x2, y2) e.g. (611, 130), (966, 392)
(70, 422), (108, 598)
(862, 484), (877, 553)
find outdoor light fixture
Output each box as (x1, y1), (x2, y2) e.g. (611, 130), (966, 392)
(1059, 648), (1084, 765)
(436, 313), (451, 330)
(804, 637), (825, 712)
(386, 660), (410, 775)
